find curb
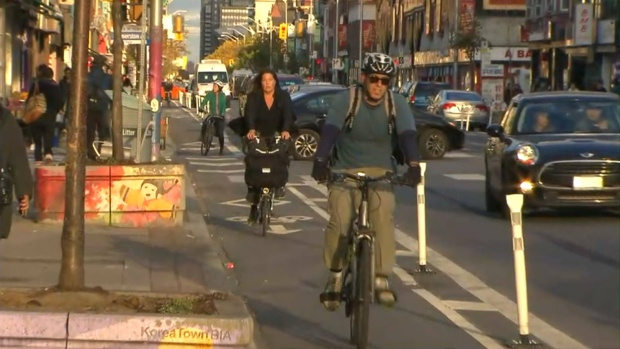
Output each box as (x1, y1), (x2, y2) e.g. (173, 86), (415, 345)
(0, 294), (253, 348)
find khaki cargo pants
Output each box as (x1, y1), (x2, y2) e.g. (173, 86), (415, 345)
(323, 167), (396, 276)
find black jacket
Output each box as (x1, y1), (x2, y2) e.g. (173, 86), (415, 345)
(27, 78), (64, 124)
(0, 107), (33, 239)
(245, 90), (294, 135)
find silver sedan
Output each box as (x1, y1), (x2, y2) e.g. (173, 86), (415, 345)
(427, 90), (490, 130)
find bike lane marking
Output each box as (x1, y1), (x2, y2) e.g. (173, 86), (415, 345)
(288, 177), (590, 349)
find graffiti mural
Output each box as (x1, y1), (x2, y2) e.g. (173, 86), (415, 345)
(35, 164), (186, 227)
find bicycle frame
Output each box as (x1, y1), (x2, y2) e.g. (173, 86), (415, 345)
(350, 179), (376, 303)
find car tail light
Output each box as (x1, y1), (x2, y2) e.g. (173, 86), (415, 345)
(443, 103), (456, 110)
(409, 95), (415, 102)
(476, 104), (489, 112)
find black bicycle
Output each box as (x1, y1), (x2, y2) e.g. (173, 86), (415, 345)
(200, 114), (223, 155)
(257, 187), (276, 236)
(328, 171), (402, 349)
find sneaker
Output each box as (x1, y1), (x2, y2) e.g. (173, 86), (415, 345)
(275, 187), (285, 199)
(247, 205), (259, 225)
(319, 271), (343, 311)
(374, 276), (397, 307)
(44, 154), (53, 164)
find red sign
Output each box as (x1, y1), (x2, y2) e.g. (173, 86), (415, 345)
(483, 0), (525, 11)
(459, 0), (475, 33)
(362, 20), (375, 50)
(338, 24), (347, 49)
(505, 48), (531, 59)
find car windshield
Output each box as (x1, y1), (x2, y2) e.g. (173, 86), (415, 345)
(415, 83), (449, 98)
(446, 92), (482, 101)
(515, 100), (620, 134)
(197, 72), (228, 84)
(399, 82), (413, 94)
(279, 77), (304, 87)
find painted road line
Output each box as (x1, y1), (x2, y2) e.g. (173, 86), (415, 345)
(188, 162), (243, 167)
(221, 198), (292, 208)
(269, 225), (302, 235)
(185, 156), (240, 161)
(197, 169), (245, 174)
(292, 180), (590, 349)
(444, 152), (475, 158)
(393, 266), (504, 349)
(443, 300), (497, 312)
(444, 174), (485, 181)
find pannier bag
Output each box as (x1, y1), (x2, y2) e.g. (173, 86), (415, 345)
(244, 138), (289, 189)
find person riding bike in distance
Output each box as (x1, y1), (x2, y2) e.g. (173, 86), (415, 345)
(245, 69), (293, 223)
(200, 80), (228, 155)
(311, 52), (422, 310)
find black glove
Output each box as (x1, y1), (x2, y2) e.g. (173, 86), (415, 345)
(402, 164), (422, 187)
(311, 158), (330, 182)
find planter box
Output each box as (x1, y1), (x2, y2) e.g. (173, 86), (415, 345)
(35, 164), (186, 227)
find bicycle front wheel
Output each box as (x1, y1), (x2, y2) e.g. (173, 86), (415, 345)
(201, 122), (214, 155)
(352, 238), (371, 349)
(260, 196), (271, 237)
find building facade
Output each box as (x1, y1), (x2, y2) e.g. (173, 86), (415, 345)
(201, 0), (253, 58)
(526, 0), (618, 92)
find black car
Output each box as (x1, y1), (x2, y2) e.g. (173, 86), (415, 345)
(484, 91), (620, 216)
(294, 88), (465, 160)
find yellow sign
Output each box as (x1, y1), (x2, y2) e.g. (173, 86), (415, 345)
(228, 59), (235, 67)
(278, 23), (287, 40)
(174, 32), (184, 41)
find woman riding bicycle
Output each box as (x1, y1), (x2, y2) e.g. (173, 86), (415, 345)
(245, 69), (293, 224)
(200, 80), (228, 155)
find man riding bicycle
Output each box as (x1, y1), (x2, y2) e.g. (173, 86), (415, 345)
(200, 80), (228, 155)
(311, 52), (422, 310)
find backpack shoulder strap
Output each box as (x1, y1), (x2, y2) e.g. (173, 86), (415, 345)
(384, 90), (396, 134)
(344, 86), (362, 131)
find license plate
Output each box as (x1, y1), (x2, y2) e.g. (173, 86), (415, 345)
(262, 168), (271, 173)
(572, 176), (603, 189)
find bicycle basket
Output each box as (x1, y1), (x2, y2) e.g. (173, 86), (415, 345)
(244, 140), (289, 188)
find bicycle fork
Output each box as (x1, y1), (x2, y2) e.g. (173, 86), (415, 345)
(356, 197), (376, 301)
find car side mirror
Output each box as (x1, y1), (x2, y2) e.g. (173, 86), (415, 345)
(486, 124), (504, 138)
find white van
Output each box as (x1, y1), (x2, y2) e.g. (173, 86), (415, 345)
(191, 59), (231, 109)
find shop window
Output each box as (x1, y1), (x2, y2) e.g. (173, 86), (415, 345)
(544, 0), (554, 13)
(598, 0), (617, 19)
(559, 0), (569, 11)
(534, 0), (542, 16)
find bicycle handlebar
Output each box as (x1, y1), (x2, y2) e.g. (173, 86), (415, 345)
(330, 171), (403, 185)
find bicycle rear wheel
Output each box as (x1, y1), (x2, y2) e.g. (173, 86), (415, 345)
(351, 238), (371, 349)
(201, 122), (214, 155)
(260, 196), (271, 237)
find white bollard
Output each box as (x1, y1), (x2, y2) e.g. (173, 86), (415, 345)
(505, 194), (541, 347)
(465, 113), (471, 131)
(413, 162), (434, 274)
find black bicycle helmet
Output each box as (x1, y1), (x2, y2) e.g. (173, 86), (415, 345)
(362, 52), (396, 77)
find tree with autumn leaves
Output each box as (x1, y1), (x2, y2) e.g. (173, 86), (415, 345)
(450, 16), (488, 91)
(206, 33), (288, 71)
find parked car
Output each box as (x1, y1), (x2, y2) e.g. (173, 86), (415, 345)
(484, 91), (620, 217)
(427, 89), (490, 130)
(400, 81), (450, 110)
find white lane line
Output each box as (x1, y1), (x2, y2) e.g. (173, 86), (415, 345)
(444, 174), (485, 181)
(197, 169), (245, 174)
(188, 162), (243, 167)
(185, 156), (240, 161)
(294, 180), (590, 349)
(393, 267), (504, 349)
(443, 300), (497, 312)
(444, 152), (475, 158)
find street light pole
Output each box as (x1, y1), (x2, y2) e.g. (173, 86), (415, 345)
(149, 0), (164, 160)
(358, 0), (363, 80)
(452, 0), (459, 89)
(332, 0), (339, 83)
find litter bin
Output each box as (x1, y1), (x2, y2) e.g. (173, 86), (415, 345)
(105, 91), (153, 163)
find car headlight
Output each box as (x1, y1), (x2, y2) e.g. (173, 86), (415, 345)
(515, 144), (539, 165)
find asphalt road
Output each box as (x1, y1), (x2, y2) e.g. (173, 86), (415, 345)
(166, 101), (619, 349)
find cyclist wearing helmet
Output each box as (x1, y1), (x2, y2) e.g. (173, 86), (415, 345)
(200, 80), (228, 155)
(311, 52), (422, 310)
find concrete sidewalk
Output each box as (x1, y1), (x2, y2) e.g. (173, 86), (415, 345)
(0, 176), (236, 294)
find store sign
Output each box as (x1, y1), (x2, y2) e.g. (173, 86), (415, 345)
(574, 4), (593, 46)
(473, 47), (531, 62)
(481, 64), (504, 77)
(596, 19), (615, 45)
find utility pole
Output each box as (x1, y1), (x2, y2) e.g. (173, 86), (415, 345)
(332, 0), (339, 83)
(284, 0), (289, 72)
(358, 0), (363, 80)
(149, 0), (164, 160)
(111, 0), (124, 160)
(58, 0), (91, 291)
(136, 0), (148, 161)
(452, 0), (459, 89)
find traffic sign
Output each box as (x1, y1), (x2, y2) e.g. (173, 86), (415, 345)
(122, 25), (142, 45)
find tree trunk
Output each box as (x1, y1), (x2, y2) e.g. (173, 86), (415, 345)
(469, 58), (476, 91)
(111, 0), (124, 160)
(58, 0), (91, 291)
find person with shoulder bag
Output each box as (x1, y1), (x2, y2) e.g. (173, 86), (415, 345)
(244, 69), (294, 224)
(86, 56), (113, 160)
(0, 105), (34, 241)
(24, 65), (64, 164)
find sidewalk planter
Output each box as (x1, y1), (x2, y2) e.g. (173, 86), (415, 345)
(34, 163), (186, 228)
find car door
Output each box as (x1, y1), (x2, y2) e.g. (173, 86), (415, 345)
(487, 103), (518, 192)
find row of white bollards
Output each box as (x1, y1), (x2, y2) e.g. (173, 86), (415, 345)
(412, 163), (541, 347)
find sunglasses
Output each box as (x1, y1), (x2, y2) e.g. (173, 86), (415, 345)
(368, 76), (391, 86)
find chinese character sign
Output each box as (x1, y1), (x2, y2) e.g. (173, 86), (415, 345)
(362, 20), (375, 50)
(574, 3), (593, 46)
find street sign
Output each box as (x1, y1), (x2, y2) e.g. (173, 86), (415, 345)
(122, 25), (142, 45)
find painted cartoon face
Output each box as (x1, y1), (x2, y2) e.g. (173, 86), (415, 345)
(140, 183), (158, 199)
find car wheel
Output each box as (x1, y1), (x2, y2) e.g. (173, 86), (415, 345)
(292, 129), (320, 160)
(485, 171), (502, 213)
(419, 129), (448, 160)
